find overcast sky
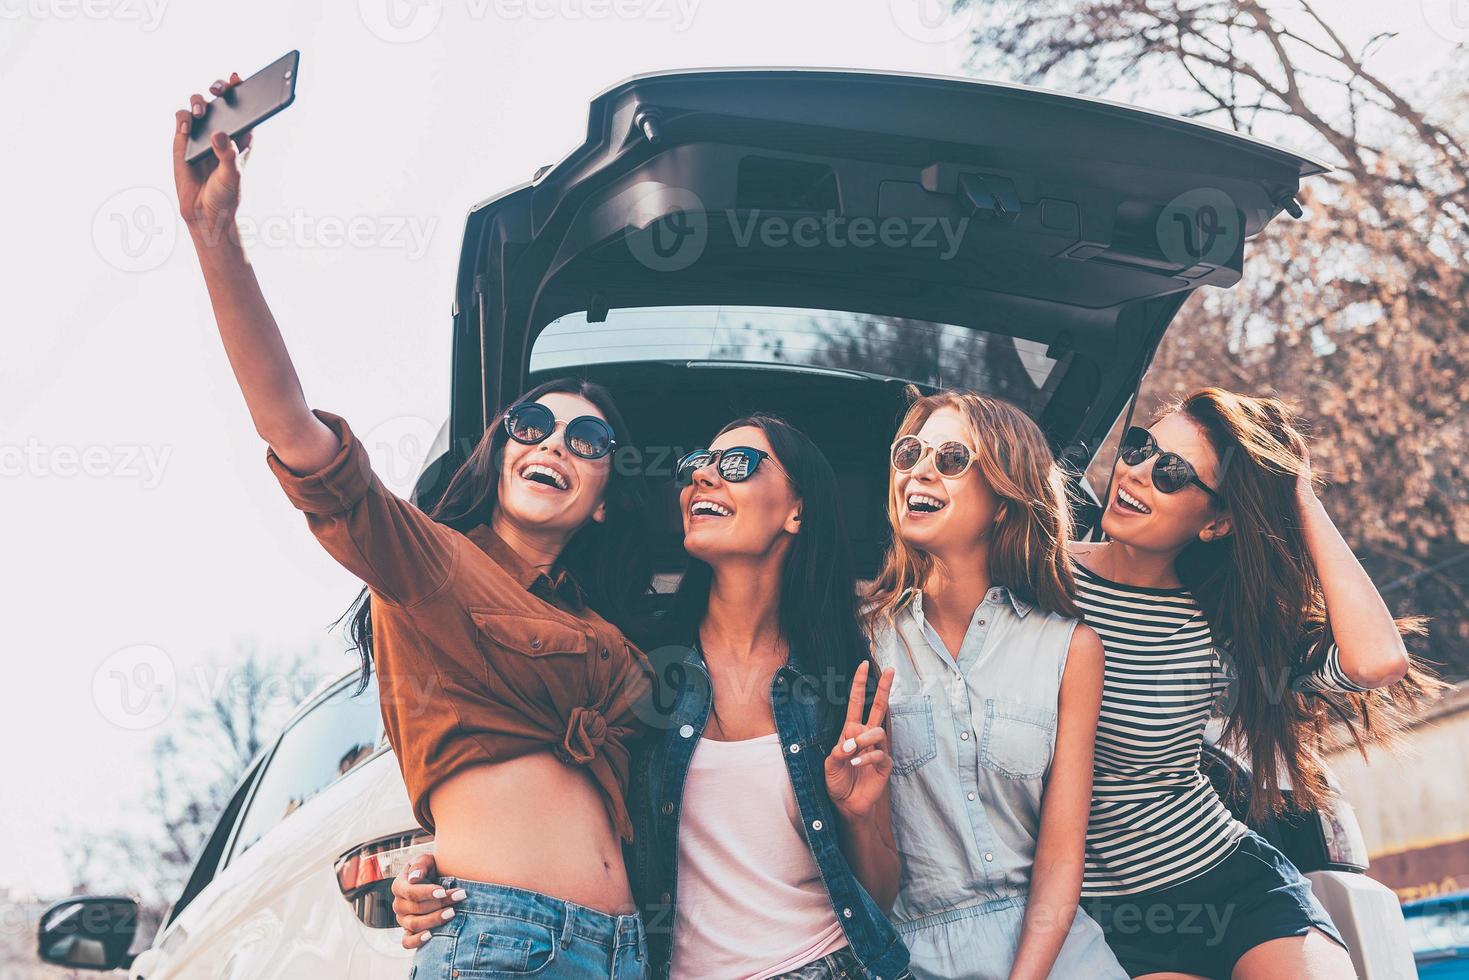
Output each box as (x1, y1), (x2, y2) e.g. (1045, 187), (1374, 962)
(1, 0), (1458, 899)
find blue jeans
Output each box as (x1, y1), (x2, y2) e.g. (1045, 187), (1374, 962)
(411, 877), (649, 980)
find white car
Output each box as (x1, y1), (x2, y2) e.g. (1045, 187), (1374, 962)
(40, 67), (1416, 979)
(40, 673), (426, 979)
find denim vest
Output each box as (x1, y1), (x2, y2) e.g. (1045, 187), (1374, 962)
(626, 637), (910, 980)
(870, 588), (1125, 980)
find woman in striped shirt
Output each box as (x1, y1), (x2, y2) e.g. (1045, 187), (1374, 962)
(1074, 387), (1437, 979)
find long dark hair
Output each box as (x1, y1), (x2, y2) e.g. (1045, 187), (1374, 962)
(340, 377), (654, 690)
(664, 414), (868, 733)
(1169, 387), (1441, 821)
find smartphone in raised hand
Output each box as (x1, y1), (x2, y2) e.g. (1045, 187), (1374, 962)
(185, 50), (300, 164)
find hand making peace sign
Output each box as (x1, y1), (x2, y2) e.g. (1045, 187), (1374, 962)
(824, 660), (896, 821)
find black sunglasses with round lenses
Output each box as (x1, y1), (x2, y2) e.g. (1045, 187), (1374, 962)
(890, 435), (975, 479)
(503, 402), (616, 460)
(1119, 426), (1221, 501)
(674, 446), (773, 487)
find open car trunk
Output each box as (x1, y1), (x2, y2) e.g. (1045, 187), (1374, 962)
(426, 68), (1326, 573)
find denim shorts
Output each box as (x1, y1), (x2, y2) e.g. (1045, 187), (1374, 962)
(411, 877), (649, 980)
(1082, 831), (1347, 979)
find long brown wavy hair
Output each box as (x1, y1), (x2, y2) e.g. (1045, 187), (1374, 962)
(1167, 387), (1442, 821)
(864, 388), (1080, 642)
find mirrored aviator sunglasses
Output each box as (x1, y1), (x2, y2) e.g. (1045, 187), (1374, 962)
(890, 434), (974, 478)
(1119, 426), (1221, 500)
(674, 447), (770, 486)
(503, 402), (616, 460)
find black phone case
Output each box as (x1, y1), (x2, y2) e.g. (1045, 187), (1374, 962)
(185, 50), (299, 164)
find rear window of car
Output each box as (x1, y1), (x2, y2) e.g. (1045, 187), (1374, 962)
(530, 305), (1068, 417)
(226, 681), (383, 862)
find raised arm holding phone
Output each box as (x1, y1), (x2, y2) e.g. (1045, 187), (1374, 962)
(173, 69), (662, 980)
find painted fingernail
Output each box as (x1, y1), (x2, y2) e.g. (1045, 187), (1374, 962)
(179, 120), (189, 134)
(432, 887), (446, 899)
(193, 103), (204, 116)
(419, 932), (432, 945)
(451, 889), (468, 901)
(440, 908), (456, 921)
(407, 869), (423, 882)
(851, 756), (864, 766)
(843, 738), (856, 753)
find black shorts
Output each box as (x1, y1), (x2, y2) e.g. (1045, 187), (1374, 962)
(1082, 831), (1348, 979)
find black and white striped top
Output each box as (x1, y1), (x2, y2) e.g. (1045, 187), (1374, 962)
(1075, 563), (1365, 896)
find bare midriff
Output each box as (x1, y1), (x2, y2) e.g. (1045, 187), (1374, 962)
(428, 752), (634, 914)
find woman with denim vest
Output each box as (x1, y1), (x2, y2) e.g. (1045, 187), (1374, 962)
(398, 414), (911, 980)
(864, 390), (1126, 980)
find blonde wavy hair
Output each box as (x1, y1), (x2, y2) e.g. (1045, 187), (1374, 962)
(863, 387), (1080, 641)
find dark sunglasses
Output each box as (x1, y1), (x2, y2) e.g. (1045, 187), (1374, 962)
(503, 402), (616, 460)
(675, 446), (774, 486)
(1119, 426), (1221, 501)
(890, 434), (976, 478)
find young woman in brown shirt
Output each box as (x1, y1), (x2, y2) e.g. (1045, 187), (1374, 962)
(175, 76), (656, 978)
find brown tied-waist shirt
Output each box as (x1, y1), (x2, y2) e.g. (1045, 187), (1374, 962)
(266, 409), (652, 840)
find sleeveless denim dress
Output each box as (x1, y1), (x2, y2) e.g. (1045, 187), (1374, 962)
(871, 587), (1126, 980)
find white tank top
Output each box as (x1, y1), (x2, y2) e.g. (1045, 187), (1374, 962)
(668, 731), (849, 979)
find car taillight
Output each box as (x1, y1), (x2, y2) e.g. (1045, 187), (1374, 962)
(335, 831), (435, 928)
(1316, 794), (1370, 871)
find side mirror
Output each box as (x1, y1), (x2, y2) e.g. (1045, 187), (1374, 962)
(36, 896), (138, 971)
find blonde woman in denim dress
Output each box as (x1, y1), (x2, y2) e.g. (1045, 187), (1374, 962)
(863, 390), (1127, 980)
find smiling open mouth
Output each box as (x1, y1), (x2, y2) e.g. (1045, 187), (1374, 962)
(906, 493), (946, 514)
(521, 463), (569, 490)
(1116, 487), (1152, 514)
(690, 500), (733, 518)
